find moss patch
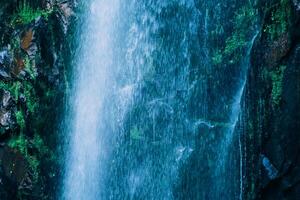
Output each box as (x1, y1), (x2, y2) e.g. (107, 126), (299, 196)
(270, 65), (286, 106)
(11, 0), (53, 26)
(211, 4), (257, 65)
(130, 126), (144, 140)
(263, 0), (291, 40)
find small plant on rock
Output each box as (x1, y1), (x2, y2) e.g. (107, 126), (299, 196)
(11, 0), (53, 25)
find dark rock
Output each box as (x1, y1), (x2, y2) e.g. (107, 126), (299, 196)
(0, 111), (13, 127)
(0, 93), (15, 128)
(0, 146), (30, 199)
(1, 90), (14, 109)
(0, 49), (13, 80)
(0, 90), (16, 137)
(56, 1), (74, 34)
(0, 0), (73, 198)
(293, 0), (300, 10)
(21, 28), (38, 58)
(241, 0), (300, 199)
(0, 68), (10, 79)
(261, 154), (279, 180)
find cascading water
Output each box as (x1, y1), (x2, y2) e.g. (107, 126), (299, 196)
(62, 0), (120, 199)
(214, 31), (259, 200)
(61, 0), (259, 199)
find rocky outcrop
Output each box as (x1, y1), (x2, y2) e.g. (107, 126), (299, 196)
(0, 0), (74, 199)
(0, 89), (17, 138)
(241, 0), (300, 199)
(0, 146), (30, 199)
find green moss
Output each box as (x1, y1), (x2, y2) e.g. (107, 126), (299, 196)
(28, 155), (40, 181)
(24, 82), (38, 113)
(130, 126), (144, 140)
(270, 65), (286, 106)
(0, 81), (21, 101)
(224, 34), (247, 63)
(0, 82), (10, 91)
(212, 4), (257, 65)
(24, 56), (36, 79)
(12, 82), (21, 101)
(234, 6), (256, 29)
(8, 134), (40, 183)
(8, 134), (28, 155)
(11, 0), (53, 26)
(33, 134), (50, 156)
(11, 36), (20, 50)
(263, 0), (291, 40)
(223, 5), (256, 63)
(16, 110), (26, 132)
(212, 50), (223, 65)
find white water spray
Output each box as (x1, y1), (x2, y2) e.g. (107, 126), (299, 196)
(62, 1), (120, 199)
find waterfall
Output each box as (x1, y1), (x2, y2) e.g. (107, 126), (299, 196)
(61, 0), (259, 199)
(62, 0), (120, 199)
(238, 31), (259, 200)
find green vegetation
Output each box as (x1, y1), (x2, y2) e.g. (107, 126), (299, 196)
(212, 50), (223, 65)
(0, 1), (61, 197)
(224, 34), (247, 63)
(0, 80), (37, 118)
(264, 0), (291, 40)
(8, 134), (40, 183)
(270, 65), (286, 106)
(8, 134), (28, 155)
(32, 134), (56, 161)
(223, 5), (256, 63)
(24, 56), (36, 79)
(211, 4), (257, 65)
(8, 133), (54, 184)
(24, 82), (38, 113)
(0, 81), (21, 101)
(11, 0), (53, 25)
(130, 126), (144, 140)
(11, 36), (20, 50)
(12, 82), (21, 100)
(16, 110), (26, 132)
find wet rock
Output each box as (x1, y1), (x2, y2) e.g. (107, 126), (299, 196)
(0, 49), (13, 80)
(1, 90), (14, 108)
(0, 0), (73, 198)
(293, 0), (300, 10)
(264, 34), (291, 67)
(261, 154), (279, 180)
(0, 49), (11, 64)
(59, 1), (74, 19)
(55, 1), (74, 34)
(0, 146), (30, 199)
(21, 29), (34, 51)
(0, 147), (28, 184)
(21, 28), (38, 58)
(0, 90), (16, 136)
(0, 111), (13, 127)
(243, 1), (300, 198)
(0, 68), (10, 79)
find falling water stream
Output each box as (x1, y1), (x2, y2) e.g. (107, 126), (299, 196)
(62, 0), (258, 199)
(62, 0), (120, 199)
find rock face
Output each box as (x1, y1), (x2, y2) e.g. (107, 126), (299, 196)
(0, 90), (16, 137)
(0, 0), (74, 199)
(0, 146), (29, 200)
(241, 0), (300, 199)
